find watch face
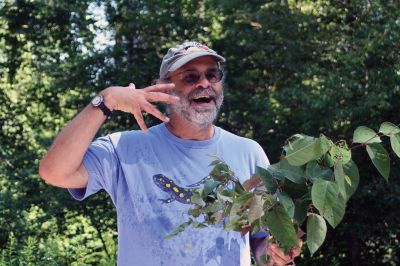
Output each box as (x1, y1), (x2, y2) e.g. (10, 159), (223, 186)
(91, 95), (103, 106)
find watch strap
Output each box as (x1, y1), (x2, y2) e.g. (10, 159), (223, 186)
(98, 101), (112, 117)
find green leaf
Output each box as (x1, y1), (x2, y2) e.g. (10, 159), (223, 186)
(277, 191), (295, 218)
(366, 143), (390, 181)
(269, 159), (305, 184)
(307, 214), (327, 256)
(334, 163), (347, 200)
(330, 141), (351, 164)
(285, 136), (321, 166)
(284, 135), (332, 167)
(202, 179), (220, 197)
(390, 133), (400, 159)
(191, 191), (205, 206)
(165, 220), (192, 239)
(323, 193), (346, 228)
(293, 200), (308, 225)
(343, 160), (360, 200)
(257, 166), (278, 193)
(353, 126), (381, 144)
(311, 179), (345, 228)
(248, 196), (264, 224)
(265, 205), (299, 253)
(379, 122), (400, 136)
(284, 179), (309, 199)
(323, 153), (334, 167)
(305, 161), (332, 182)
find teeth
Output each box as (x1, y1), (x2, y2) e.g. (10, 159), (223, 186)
(194, 95), (211, 99)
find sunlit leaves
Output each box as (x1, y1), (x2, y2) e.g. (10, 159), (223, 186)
(353, 126), (381, 144)
(284, 135), (332, 167)
(389, 133), (400, 159)
(379, 122), (400, 136)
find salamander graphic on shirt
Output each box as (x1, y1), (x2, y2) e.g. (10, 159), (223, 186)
(152, 174), (213, 204)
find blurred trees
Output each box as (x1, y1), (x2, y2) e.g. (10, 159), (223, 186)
(1, 0), (399, 265)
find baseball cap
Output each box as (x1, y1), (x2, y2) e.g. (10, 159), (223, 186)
(159, 41), (225, 80)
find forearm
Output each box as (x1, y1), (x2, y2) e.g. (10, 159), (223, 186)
(39, 103), (106, 187)
(39, 83), (177, 188)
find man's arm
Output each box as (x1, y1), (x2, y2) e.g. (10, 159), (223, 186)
(39, 83), (178, 188)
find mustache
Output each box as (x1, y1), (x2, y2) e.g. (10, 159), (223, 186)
(187, 87), (219, 100)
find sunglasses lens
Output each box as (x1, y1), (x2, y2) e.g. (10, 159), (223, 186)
(205, 69), (223, 83)
(182, 72), (200, 85)
(179, 69), (223, 85)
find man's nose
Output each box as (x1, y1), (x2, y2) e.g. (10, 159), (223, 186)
(195, 73), (211, 88)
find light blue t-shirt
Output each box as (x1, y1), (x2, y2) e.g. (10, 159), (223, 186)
(69, 123), (269, 266)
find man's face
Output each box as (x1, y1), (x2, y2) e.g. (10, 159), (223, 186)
(167, 56), (224, 128)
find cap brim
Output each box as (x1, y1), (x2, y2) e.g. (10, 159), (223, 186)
(169, 51), (225, 72)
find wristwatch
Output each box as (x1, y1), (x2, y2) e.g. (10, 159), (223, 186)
(91, 94), (112, 117)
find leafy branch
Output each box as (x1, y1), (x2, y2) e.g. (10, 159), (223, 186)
(165, 122), (400, 256)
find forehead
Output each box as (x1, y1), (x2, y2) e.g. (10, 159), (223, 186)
(177, 56), (219, 72)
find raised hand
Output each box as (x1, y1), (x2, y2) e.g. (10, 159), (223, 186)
(102, 82), (179, 132)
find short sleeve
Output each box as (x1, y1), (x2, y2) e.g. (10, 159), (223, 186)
(68, 135), (119, 204)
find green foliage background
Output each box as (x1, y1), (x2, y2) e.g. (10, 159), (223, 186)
(1, 0), (399, 265)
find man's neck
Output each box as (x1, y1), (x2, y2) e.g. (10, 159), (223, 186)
(166, 116), (215, 141)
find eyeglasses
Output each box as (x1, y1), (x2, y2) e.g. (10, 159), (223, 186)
(170, 68), (224, 86)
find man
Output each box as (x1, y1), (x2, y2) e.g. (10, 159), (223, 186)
(39, 42), (299, 265)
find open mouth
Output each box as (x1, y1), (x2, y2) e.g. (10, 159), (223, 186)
(191, 95), (214, 104)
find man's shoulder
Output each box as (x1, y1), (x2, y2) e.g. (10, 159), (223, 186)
(218, 127), (263, 150)
(219, 127), (258, 143)
(102, 123), (163, 146)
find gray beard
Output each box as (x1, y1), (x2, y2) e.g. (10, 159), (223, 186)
(168, 87), (224, 128)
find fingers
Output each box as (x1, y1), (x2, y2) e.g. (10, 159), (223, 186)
(266, 243), (294, 266)
(143, 83), (175, 92)
(129, 83), (136, 90)
(132, 109), (148, 132)
(146, 91), (180, 104)
(142, 102), (170, 123)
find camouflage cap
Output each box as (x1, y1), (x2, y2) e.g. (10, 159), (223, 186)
(159, 41), (225, 80)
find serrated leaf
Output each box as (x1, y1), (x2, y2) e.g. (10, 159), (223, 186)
(257, 166), (278, 193)
(264, 205), (299, 253)
(379, 122), (400, 136)
(390, 133), (400, 159)
(307, 214), (327, 256)
(311, 179), (345, 228)
(305, 161), (332, 182)
(366, 143), (390, 181)
(277, 191), (295, 218)
(353, 126), (381, 144)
